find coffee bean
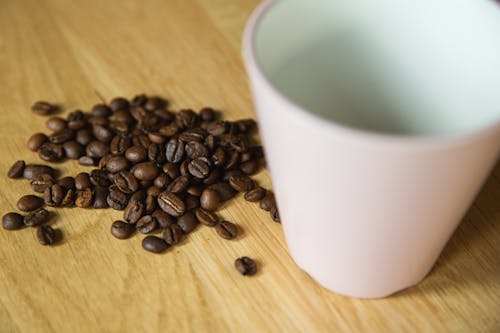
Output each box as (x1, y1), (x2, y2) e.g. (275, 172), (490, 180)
(153, 173), (171, 189)
(57, 176), (75, 190)
(31, 101), (57, 116)
(200, 189), (221, 211)
(166, 175), (190, 194)
(195, 208), (218, 227)
(159, 122), (179, 137)
(92, 125), (113, 143)
(176, 109), (198, 129)
(136, 215), (157, 234)
(229, 174), (255, 192)
(188, 157), (211, 179)
(234, 257), (257, 276)
(113, 171), (139, 193)
(207, 120), (228, 136)
(86, 141), (109, 158)
(147, 186), (162, 197)
(215, 221), (238, 240)
(187, 185), (203, 197)
(75, 172), (91, 190)
(162, 163), (179, 179)
(203, 168), (222, 185)
(75, 188), (94, 208)
(44, 184), (65, 207)
(212, 147), (226, 167)
(62, 141), (84, 159)
(113, 109), (134, 124)
(199, 107), (216, 122)
(109, 97), (130, 112)
(125, 145), (147, 163)
(36, 225), (58, 245)
(75, 128), (93, 146)
(111, 220), (135, 239)
(98, 154), (112, 170)
(27, 133), (48, 151)
(78, 156), (97, 166)
(163, 224), (183, 245)
(244, 187), (266, 202)
(177, 211), (199, 234)
(260, 192), (276, 212)
(142, 235), (168, 253)
(225, 151), (240, 170)
(179, 128), (206, 143)
(239, 159), (259, 175)
(131, 94), (147, 107)
(107, 188), (129, 210)
(91, 104), (112, 117)
(270, 206), (280, 222)
(17, 195), (44, 212)
(148, 143), (165, 163)
(185, 141), (209, 159)
(157, 191), (185, 217)
(179, 159), (191, 177)
(8, 160), (25, 178)
(23, 208), (50, 227)
(38, 142), (64, 162)
(144, 96), (167, 111)
(49, 128), (74, 144)
(90, 169), (111, 187)
(166, 138), (185, 163)
(110, 135), (131, 155)
(67, 110), (87, 130)
(208, 182), (236, 201)
(124, 199), (145, 224)
(204, 135), (216, 151)
(105, 155), (129, 173)
(133, 162), (159, 181)
(185, 195), (200, 210)
(23, 165), (55, 181)
(222, 169), (243, 182)
(152, 209), (174, 228)
(93, 186), (109, 208)
(2, 212), (24, 230)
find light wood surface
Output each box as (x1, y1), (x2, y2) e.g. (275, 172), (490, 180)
(0, 1), (499, 332)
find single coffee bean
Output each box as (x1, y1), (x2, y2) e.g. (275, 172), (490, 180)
(179, 159), (191, 177)
(200, 188), (221, 211)
(113, 171), (139, 194)
(110, 135), (132, 155)
(177, 211), (199, 234)
(208, 182), (236, 201)
(107, 188), (129, 210)
(147, 132), (166, 145)
(131, 94), (147, 107)
(224, 150), (240, 170)
(27, 133), (48, 151)
(187, 185), (203, 197)
(44, 184), (65, 207)
(148, 143), (166, 163)
(215, 220), (238, 240)
(176, 109), (198, 129)
(185, 195), (200, 210)
(236, 119), (257, 133)
(113, 110), (134, 124)
(98, 154), (112, 170)
(91, 104), (112, 117)
(75, 188), (94, 208)
(203, 168), (222, 185)
(75, 172), (91, 190)
(66, 110), (87, 130)
(86, 141), (109, 158)
(179, 128), (206, 143)
(244, 187), (266, 202)
(90, 169), (111, 187)
(260, 192), (276, 212)
(75, 128), (93, 146)
(162, 162), (180, 179)
(199, 107), (216, 121)
(23, 208), (50, 227)
(142, 235), (169, 253)
(125, 145), (147, 163)
(8, 160), (25, 178)
(185, 141), (209, 159)
(30, 174), (56, 193)
(92, 125), (113, 143)
(144, 96), (167, 111)
(157, 191), (185, 217)
(270, 206), (280, 222)
(133, 162), (160, 181)
(152, 209), (175, 228)
(111, 220), (135, 239)
(188, 157), (211, 179)
(163, 223), (183, 245)
(2, 212), (24, 230)
(147, 186), (162, 197)
(166, 138), (185, 163)
(23, 164), (55, 180)
(93, 186), (109, 208)
(195, 208), (219, 227)
(49, 128), (74, 144)
(204, 134), (216, 151)
(229, 174), (255, 192)
(124, 199), (145, 224)
(135, 215), (157, 234)
(166, 175), (190, 194)
(109, 97), (130, 111)
(57, 176), (75, 190)
(239, 159), (259, 175)
(78, 156), (97, 166)
(31, 101), (57, 116)
(206, 120), (228, 136)
(159, 122), (179, 137)
(105, 155), (129, 173)
(36, 225), (57, 245)
(61, 189), (75, 207)
(153, 173), (171, 189)
(17, 195), (44, 212)
(89, 116), (109, 127)
(234, 257), (257, 276)
(38, 142), (64, 162)
(62, 141), (84, 159)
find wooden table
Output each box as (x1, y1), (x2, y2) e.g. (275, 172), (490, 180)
(0, 1), (499, 332)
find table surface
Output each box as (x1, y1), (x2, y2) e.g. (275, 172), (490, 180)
(0, 1), (499, 332)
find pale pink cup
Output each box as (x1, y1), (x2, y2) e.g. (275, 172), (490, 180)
(242, 0), (500, 298)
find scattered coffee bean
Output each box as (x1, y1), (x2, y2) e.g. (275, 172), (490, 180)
(234, 257), (257, 276)
(177, 211), (199, 234)
(93, 186), (109, 208)
(152, 209), (174, 228)
(200, 188), (221, 211)
(244, 187), (266, 202)
(8, 160), (26, 179)
(62, 141), (84, 159)
(27, 133), (48, 151)
(270, 206), (280, 222)
(44, 184), (65, 207)
(125, 145), (147, 163)
(23, 164), (55, 180)
(124, 199), (145, 224)
(31, 101), (57, 116)
(111, 220), (135, 239)
(260, 192), (276, 212)
(166, 175), (189, 193)
(49, 128), (74, 144)
(2, 212), (24, 230)
(215, 220), (238, 240)
(17, 195), (44, 212)
(133, 162), (160, 181)
(188, 157), (211, 179)
(75, 188), (94, 208)
(23, 208), (50, 227)
(107, 187), (129, 210)
(166, 138), (185, 163)
(105, 155), (129, 173)
(229, 174), (255, 192)
(38, 142), (64, 162)
(136, 215), (157, 234)
(163, 223), (183, 245)
(142, 235), (168, 253)
(36, 225), (57, 245)
(90, 169), (111, 187)
(208, 182), (236, 201)
(157, 191), (185, 217)
(74, 172), (91, 190)
(195, 208), (218, 227)
(78, 156), (96, 166)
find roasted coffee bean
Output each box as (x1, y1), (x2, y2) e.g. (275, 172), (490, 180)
(212, 147), (226, 166)
(166, 175), (189, 193)
(195, 208), (219, 227)
(136, 215), (157, 234)
(199, 107), (216, 121)
(179, 129), (206, 143)
(90, 169), (111, 187)
(93, 186), (109, 208)
(133, 162), (159, 181)
(157, 191), (185, 217)
(152, 209), (174, 228)
(203, 168), (222, 185)
(61, 189), (75, 207)
(240, 152), (252, 163)
(23, 208), (50, 227)
(30, 174), (55, 193)
(159, 122), (179, 136)
(113, 171), (139, 193)
(31, 101), (57, 115)
(130, 106), (147, 122)
(179, 159), (191, 177)
(234, 257), (257, 276)
(124, 199), (145, 224)
(37, 225), (58, 245)
(144, 96), (167, 111)
(86, 141), (109, 158)
(131, 94), (147, 107)
(223, 170), (243, 182)
(125, 145), (147, 163)
(176, 109), (198, 129)
(91, 104), (112, 117)
(153, 173), (171, 189)
(44, 184), (65, 207)
(147, 186), (162, 197)
(78, 156), (97, 166)
(185, 141), (209, 159)
(23, 164), (55, 180)
(2, 212), (24, 230)
(75, 128), (93, 146)
(75, 188), (94, 208)
(49, 128), (74, 144)
(111, 220), (135, 239)
(187, 185), (203, 197)
(270, 206), (280, 222)
(260, 192), (276, 212)
(109, 97), (130, 111)
(244, 187), (266, 202)
(145, 195), (157, 214)
(38, 142), (64, 162)
(142, 235), (168, 253)
(148, 143), (165, 163)
(89, 116), (109, 127)
(139, 179), (154, 189)
(200, 188), (221, 211)
(17, 195), (44, 212)
(57, 176), (75, 190)
(163, 224), (183, 245)
(208, 182), (236, 201)
(98, 154), (112, 169)
(185, 195), (200, 210)
(225, 150), (239, 170)
(188, 157), (211, 179)
(215, 221), (238, 240)
(239, 159), (259, 175)
(92, 125), (113, 143)
(132, 134), (151, 149)
(148, 132), (166, 144)
(207, 120), (227, 136)
(162, 162), (180, 179)
(229, 174), (255, 192)
(107, 188), (129, 210)
(166, 138), (185, 163)
(75, 172), (91, 190)
(110, 135), (131, 155)
(27, 133), (48, 151)
(204, 134), (216, 151)
(113, 109), (134, 124)
(177, 211), (199, 234)
(105, 155), (129, 173)
(8, 160), (25, 178)
(62, 141), (84, 159)
(67, 110), (87, 130)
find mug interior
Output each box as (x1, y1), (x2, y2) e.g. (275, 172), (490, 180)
(253, 0), (500, 136)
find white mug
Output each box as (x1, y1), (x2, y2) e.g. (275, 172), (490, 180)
(242, 0), (500, 298)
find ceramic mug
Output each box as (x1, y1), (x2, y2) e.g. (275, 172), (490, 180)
(242, 0), (500, 298)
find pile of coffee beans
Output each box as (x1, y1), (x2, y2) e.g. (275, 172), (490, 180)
(3, 95), (282, 276)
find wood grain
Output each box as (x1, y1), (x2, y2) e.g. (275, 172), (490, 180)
(0, 1), (498, 332)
